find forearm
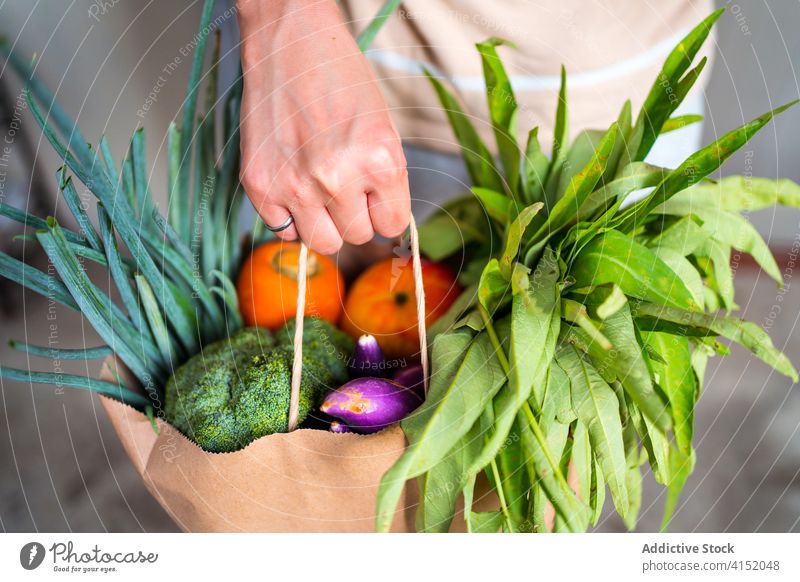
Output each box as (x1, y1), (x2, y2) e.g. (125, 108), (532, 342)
(237, 0), (366, 104)
(237, 0), (355, 62)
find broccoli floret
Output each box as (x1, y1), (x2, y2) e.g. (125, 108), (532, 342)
(235, 348), (335, 438)
(275, 317), (354, 379)
(164, 324), (350, 453)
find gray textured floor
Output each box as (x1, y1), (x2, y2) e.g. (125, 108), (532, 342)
(0, 260), (798, 532)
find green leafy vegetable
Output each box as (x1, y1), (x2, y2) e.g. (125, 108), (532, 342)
(378, 8), (799, 533)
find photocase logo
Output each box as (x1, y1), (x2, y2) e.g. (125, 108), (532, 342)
(19, 542), (46, 570)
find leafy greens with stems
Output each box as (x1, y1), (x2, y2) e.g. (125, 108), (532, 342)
(376, 9), (800, 533)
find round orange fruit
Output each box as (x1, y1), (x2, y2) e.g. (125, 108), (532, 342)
(237, 241), (345, 330)
(340, 257), (462, 360)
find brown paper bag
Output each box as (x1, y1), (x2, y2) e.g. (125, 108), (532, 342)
(98, 388), (420, 532)
(98, 358), (509, 533)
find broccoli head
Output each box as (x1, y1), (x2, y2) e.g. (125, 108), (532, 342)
(165, 321), (351, 452)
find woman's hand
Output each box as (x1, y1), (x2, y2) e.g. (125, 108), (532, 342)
(237, 0), (410, 255)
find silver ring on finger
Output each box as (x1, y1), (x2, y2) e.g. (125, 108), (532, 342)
(265, 214), (294, 233)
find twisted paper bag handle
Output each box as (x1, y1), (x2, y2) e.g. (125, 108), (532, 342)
(287, 215), (428, 431)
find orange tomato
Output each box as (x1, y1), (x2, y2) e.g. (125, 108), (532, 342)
(237, 241), (345, 330)
(340, 257), (462, 360)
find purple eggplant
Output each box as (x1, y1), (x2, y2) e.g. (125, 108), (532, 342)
(320, 377), (422, 434)
(349, 334), (386, 378)
(392, 364), (426, 399)
(329, 420), (351, 434)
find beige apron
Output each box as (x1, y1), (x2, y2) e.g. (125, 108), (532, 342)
(341, 0), (714, 153)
